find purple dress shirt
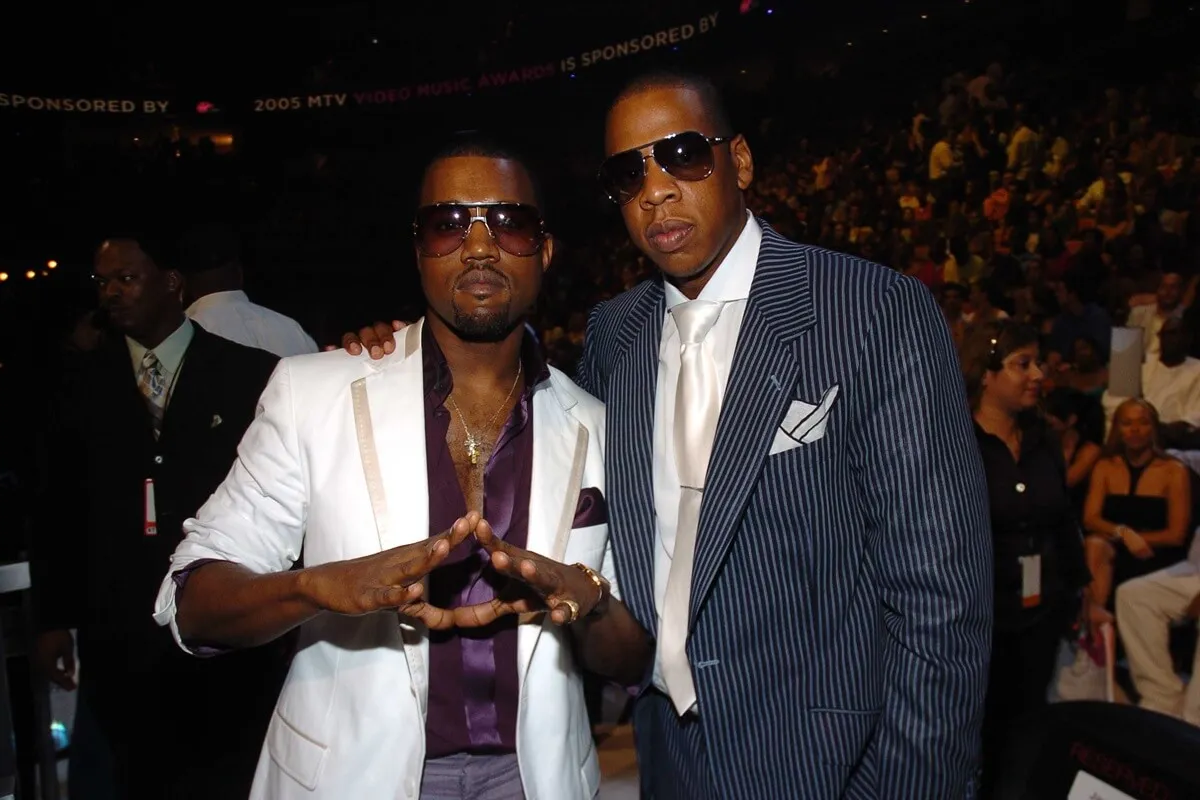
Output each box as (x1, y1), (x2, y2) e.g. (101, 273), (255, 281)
(422, 325), (549, 758)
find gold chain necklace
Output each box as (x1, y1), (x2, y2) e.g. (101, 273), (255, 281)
(446, 361), (523, 465)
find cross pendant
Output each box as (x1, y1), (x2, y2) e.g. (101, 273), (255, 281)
(465, 434), (479, 465)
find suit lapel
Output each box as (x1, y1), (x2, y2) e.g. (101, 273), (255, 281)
(525, 378), (585, 561)
(158, 327), (213, 445)
(100, 337), (158, 444)
(690, 225), (817, 623)
(518, 378), (587, 688)
(359, 321), (430, 552)
(605, 283), (665, 630)
(350, 322), (432, 711)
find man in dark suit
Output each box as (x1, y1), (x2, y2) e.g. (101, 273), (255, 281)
(30, 233), (287, 799)
(575, 70), (992, 799)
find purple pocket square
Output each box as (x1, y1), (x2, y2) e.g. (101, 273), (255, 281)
(573, 487), (608, 528)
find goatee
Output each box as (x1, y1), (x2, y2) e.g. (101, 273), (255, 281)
(451, 302), (520, 342)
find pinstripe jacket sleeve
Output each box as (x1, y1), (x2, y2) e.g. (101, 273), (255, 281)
(849, 276), (993, 797)
(575, 307), (605, 402)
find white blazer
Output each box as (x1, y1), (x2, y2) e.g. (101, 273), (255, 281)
(154, 320), (612, 800)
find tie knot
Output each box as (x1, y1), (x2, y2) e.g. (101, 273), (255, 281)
(672, 300), (723, 345)
(141, 351), (161, 371)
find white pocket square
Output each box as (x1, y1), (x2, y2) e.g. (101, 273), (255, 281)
(211, 414), (223, 429)
(769, 384), (840, 456)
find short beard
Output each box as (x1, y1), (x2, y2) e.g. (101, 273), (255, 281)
(450, 300), (520, 343)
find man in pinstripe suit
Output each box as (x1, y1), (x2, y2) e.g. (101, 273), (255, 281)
(576, 71), (994, 799)
(343, 73), (993, 798)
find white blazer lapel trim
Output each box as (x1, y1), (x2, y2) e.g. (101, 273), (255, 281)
(551, 424), (588, 562)
(351, 378), (389, 552)
(351, 321), (431, 711)
(518, 388), (588, 690)
(351, 321), (427, 553)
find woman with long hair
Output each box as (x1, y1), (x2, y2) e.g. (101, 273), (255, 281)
(1082, 398), (1191, 610)
(961, 320), (1091, 798)
(1058, 335), (1108, 399)
(1044, 387), (1104, 513)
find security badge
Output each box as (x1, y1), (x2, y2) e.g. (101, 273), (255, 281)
(144, 478), (157, 537)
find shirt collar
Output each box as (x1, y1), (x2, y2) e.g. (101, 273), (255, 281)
(664, 211), (762, 310)
(126, 318), (195, 376)
(422, 321), (551, 407)
(972, 414), (1047, 451)
(185, 290), (249, 316)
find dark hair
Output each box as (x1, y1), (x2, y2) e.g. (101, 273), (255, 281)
(1072, 334), (1101, 358)
(974, 277), (1006, 310)
(959, 319), (1040, 409)
(176, 222), (242, 274)
(1060, 268), (1090, 303)
(1045, 386), (1106, 444)
(609, 69), (734, 137)
(1044, 386), (1078, 423)
(418, 131), (544, 210)
(96, 228), (175, 272)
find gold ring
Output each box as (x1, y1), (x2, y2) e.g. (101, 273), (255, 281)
(558, 599), (580, 624)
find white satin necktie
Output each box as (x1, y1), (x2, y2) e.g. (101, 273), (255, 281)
(660, 299), (723, 715)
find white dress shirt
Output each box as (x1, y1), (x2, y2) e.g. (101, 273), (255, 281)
(1103, 356), (1200, 433)
(126, 318), (194, 409)
(186, 290), (318, 357)
(1125, 302), (1180, 358)
(1142, 357), (1200, 427)
(651, 213), (762, 704)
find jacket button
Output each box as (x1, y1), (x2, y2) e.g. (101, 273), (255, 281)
(1015, 482), (1026, 493)
(154, 455), (164, 465)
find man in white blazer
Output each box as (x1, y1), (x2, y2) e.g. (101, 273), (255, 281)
(154, 136), (650, 800)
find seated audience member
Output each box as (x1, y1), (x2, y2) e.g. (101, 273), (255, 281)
(1045, 387), (1104, 513)
(1103, 318), (1200, 448)
(940, 282), (968, 349)
(1049, 270), (1113, 364)
(1084, 399), (1192, 611)
(1116, 534), (1200, 726)
(963, 277), (1010, 326)
(1126, 271), (1185, 359)
(1059, 336), (1109, 399)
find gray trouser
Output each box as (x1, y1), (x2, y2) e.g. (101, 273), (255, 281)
(420, 753), (525, 800)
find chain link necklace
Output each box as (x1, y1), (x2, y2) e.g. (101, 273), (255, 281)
(446, 361), (523, 465)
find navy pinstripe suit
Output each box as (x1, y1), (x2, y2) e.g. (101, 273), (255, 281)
(577, 224), (993, 799)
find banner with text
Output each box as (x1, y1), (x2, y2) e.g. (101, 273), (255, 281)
(0, 10), (721, 117)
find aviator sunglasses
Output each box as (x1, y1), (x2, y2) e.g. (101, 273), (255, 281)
(413, 202), (546, 258)
(598, 130), (734, 206)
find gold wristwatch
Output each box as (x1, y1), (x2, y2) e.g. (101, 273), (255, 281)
(571, 562), (611, 617)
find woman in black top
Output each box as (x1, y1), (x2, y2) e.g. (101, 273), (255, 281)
(1082, 398), (1191, 610)
(961, 321), (1091, 798)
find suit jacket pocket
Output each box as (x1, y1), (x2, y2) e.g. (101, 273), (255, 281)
(765, 434), (835, 471)
(573, 487), (607, 528)
(810, 708), (881, 767)
(267, 709), (331, 790)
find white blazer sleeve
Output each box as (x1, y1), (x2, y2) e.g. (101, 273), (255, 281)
(153, 359), (308, 652)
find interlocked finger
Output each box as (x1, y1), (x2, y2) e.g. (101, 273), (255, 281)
(403, 601), (459, 631)
(369, 583), (419, 612)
